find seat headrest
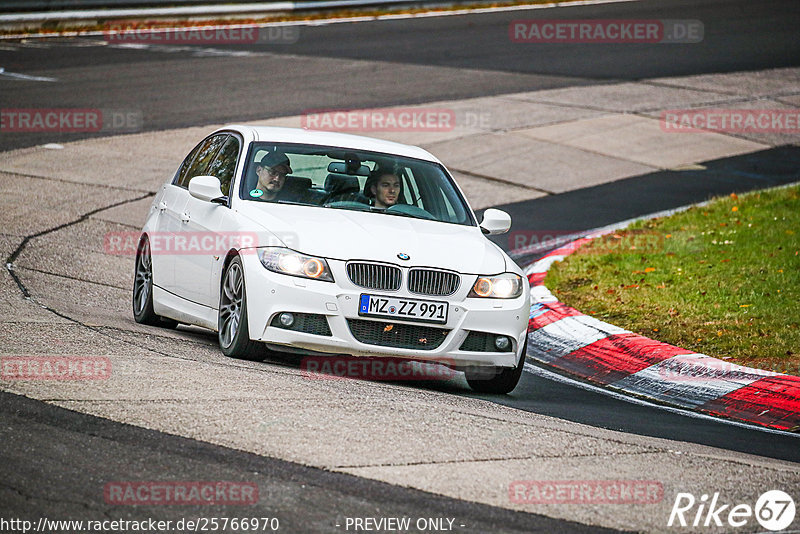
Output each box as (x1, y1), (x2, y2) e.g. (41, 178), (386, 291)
(324, 174), (360, 194)
(284, 175), (312, 193)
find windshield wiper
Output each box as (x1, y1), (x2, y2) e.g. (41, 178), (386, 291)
(275, 200), (316, 206)
(377, 209), (433, 221)
(323, 202), (372, 212)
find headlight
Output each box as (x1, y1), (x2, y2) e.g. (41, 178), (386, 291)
(468, 273), (523, 299)
(258, 248), (334, 282)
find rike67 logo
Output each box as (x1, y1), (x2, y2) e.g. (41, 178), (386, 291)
(668, 490), (795, 531)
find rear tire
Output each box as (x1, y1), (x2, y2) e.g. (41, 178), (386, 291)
(132, 237), (178, 329)
(465, 338), (527, 394)
(218, 256), (263, 361)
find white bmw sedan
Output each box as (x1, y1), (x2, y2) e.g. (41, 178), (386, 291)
(133, 126), (530, 393)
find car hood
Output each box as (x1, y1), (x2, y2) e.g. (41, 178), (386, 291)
(236, 203), (508, 274)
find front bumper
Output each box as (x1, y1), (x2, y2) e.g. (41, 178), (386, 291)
(241, 254), (530, 369)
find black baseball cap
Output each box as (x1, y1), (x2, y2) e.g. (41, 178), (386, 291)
(259, 151), (292, 173)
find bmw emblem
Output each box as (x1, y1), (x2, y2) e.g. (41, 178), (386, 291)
(397, 252), (410, 261)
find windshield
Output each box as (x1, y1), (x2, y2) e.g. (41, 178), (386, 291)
(239, 142), (475, 226)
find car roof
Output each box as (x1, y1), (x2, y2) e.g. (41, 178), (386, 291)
(218, 125), (443, 164)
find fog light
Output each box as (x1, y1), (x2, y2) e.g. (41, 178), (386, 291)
(494, 336), (511, 351)
(279, 312), (295, 328)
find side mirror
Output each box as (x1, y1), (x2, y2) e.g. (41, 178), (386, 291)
(188, 175), (226, 203)
(479, 208), (512, 235)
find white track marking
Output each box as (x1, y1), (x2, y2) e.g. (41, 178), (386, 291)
(0, 67), (56, 82)
(530, 285), (559, 303)
(611, 354), (781, 409)
(107, 43), (259, 57)
(527, 315), (629, 360)
(525, 254), (565, 275)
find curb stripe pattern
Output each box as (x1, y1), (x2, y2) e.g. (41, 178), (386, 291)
(525, 237), (800, 432)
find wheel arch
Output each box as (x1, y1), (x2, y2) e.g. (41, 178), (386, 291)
(136, 232), (149, 252)
(217, 248), (242, 316)
(220, 248), (241, 290)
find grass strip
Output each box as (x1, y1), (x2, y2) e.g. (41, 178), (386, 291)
(545, 184), (800, 375)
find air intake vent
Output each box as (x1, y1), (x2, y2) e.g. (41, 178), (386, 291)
(459, 331), (493, 352)
(347, 319), (449, 350)
(346, 262), (402, 291)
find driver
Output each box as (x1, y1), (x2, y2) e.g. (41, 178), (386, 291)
(251, 151), (292, 202)
(366, 170), (402, 209)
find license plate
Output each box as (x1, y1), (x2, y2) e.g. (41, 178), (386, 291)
(358, 294), (448, 324)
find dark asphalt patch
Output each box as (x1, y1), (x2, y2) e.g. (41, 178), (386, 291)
(0, 390), (624, 533)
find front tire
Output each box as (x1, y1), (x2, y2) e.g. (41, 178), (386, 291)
(132, 237), (178, 328)
(218, 256), (262, 360)
(465, 338), (527, 394)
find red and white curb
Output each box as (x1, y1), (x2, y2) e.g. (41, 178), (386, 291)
(523, 237), (800, 433)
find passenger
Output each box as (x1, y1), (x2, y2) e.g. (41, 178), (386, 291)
(366, 170), (402, 209)
(250, 152), (292, 202)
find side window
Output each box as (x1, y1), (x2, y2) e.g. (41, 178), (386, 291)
(207, 135), (240, 196)
(174, 140), (205, 186)
(177, 134), (228, 188)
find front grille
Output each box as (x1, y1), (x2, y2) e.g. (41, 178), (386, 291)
(346, 262), (402, 291)
(270, 313), (332, 336)
(347, 319), (449, 350)
(408, 268), (460, 296)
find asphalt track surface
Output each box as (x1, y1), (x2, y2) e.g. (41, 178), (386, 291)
(1, 0), (799, 152)
(2, 390), (614, 533)
(1, 0), (800, 530)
